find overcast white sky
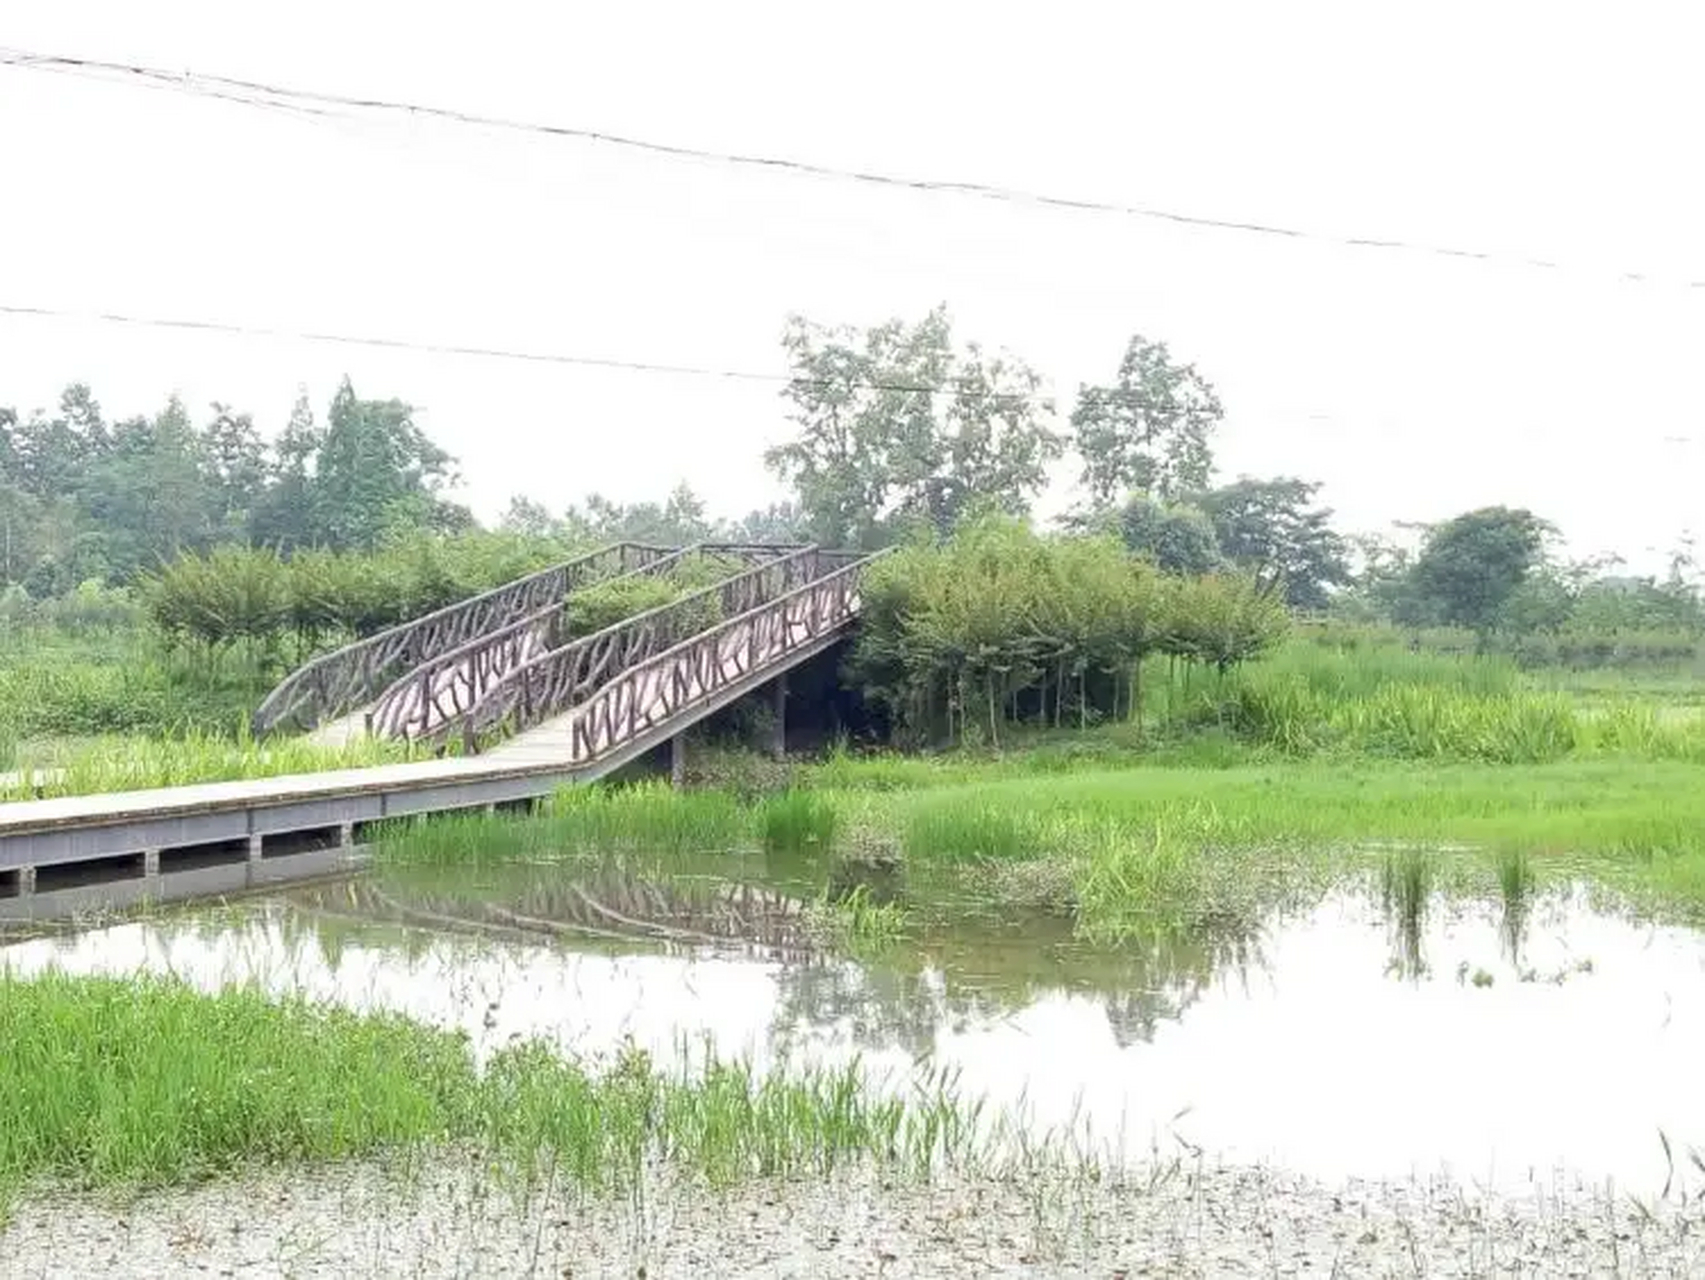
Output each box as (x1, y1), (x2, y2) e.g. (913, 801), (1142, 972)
(2, 2), (1702, 572)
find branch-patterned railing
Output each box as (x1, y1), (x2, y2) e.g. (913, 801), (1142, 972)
(363, 543), (796, 741)
(251, 541), (673, 735)
(438, 545), (838, 751)
(556, 550), (888, 765)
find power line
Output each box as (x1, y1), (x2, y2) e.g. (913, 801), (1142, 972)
(0, 300), (1045, 401)
(4, 44), (1700, 291)
(4, 299), (1696, 446)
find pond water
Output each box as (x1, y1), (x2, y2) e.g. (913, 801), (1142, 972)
(5, 858), (1704, 1197)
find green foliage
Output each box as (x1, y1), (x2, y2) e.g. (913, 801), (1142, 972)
(758, 790), (839, 855)
(0, 627), (266, 755)
(851, 518), (1287, 745)
(0, 379), (471, 595)
(0, 727), (419, 802)
(1114, 494), (1224, 576)
(144, 531), (590, 655)
(1398, 506), (1553, 634)
(1195, 477), (1352, 611)
(564, 552), (741, 639)
(1071, 333), (1222, 505)
(371, 782), (751, 866)
(765, 307), (1061, 547)
(0, 973), (983, 1208)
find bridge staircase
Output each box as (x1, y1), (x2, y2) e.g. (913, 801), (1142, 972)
(256, 541), (888, 779)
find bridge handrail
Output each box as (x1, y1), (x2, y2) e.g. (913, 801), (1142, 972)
(560, 549), (892, 765)
(364, 542), (794, 741)
(440, 544), (834, 750)
(251, 540), (673, 735)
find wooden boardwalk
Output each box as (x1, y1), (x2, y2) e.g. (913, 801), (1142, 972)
(0, 554), (877, 920)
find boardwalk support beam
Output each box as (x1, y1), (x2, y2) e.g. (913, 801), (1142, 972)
(771, 674), (788, 761)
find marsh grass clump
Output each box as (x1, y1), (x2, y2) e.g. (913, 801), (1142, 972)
(903, 799), (1048, 862)
(1379, 847), (1434, 977)
(1380, 848), (1433, 926)
(1495, 846), (1538, 958)
(805, 884), (909, 954)
(758, 790), (838, 856)
(371, 782), (750, 866)
(0, 973), (994, 1212)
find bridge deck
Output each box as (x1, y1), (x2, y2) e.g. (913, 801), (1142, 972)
(0, 555), (873, 920)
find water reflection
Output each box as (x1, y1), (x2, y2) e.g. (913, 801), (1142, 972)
(3, 867), (1703, 1196)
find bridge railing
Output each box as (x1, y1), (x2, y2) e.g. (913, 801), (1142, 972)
(560, 550), (890, 765)
(441, 544), (835, 750)
(364, 543), (796, 741)
(251, 541), (673, 735)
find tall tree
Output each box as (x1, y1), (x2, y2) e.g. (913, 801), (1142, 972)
(249, 389), (323, 550)
(1071, 335), (1221, 507)
(310, 378), (459, 551)
(79, 396), (215, 579)
(1403, 506), (1552, 634)
(10, 384), (110, 501)
(1196, 476), (1350, 611)
(1114, 493), (1223, 576)
(202, 403), (268, 539)
(566, 482), (725, 545)
(765, 307), (1059, 547)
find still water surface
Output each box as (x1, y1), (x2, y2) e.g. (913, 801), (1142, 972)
(5, 864), (1703, 1195)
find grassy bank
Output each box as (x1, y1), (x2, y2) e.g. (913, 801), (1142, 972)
(0, 727), (424, 802)
(370, 752), (1705, 937)
(0, 972), (986, 1212)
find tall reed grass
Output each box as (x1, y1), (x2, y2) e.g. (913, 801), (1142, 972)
(370, 782), (750, 866)
(0, 972), (991, 1209)
(0, 727), (420, 802)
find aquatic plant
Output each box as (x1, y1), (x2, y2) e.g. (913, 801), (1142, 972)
(0, 972), (999, 1211)
(758, 790), (838, 856)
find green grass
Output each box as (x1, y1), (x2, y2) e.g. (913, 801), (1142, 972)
(364, 751), (1705, 938)
(805, 884), (910, 954)
(0, 727), (421, 802)
(757, 789), (839, 856)
(370, 782), (750, 866)
(0, 971), (991, 1211)
(0, 626), (273, 761)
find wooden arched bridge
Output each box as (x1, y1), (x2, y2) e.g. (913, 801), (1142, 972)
(0, 542), (886, 919)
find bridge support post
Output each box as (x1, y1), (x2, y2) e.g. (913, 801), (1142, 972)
(246, 833), (263, 887)
(670, 732), (687, 789)
(143, 849), (161, 896)
(16, 865), (35, 898)
(771, 674), (788, 761)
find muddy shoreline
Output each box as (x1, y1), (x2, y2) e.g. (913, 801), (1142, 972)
(5, 1156), (1702, 1277)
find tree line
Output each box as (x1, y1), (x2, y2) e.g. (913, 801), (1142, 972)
(7, 306), (1701, 660)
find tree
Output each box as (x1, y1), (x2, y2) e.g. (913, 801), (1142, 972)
(565, 482), (725, 546)
(765, 307), (1059, 547)
(1404, 507), (1552, 635)
(79, 396), (216, 579)
(1115, 493), (1223, 576)
(498, 495), (560, 538)
(249, 389), (323, 550)
(731, 501), (809, 544)
(1195, 476), (1351, 611)
(202, 403), (268, 539)
(9, 384), (110, 502)
(1071, 335), (1221, 507)
(311, 378), (460, 551)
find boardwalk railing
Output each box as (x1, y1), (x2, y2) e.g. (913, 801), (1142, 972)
(252, 541), (673, 735)
(363, 543), (796, 741)
(559, 550), (888, 765)
(441, 545), (837, 750)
